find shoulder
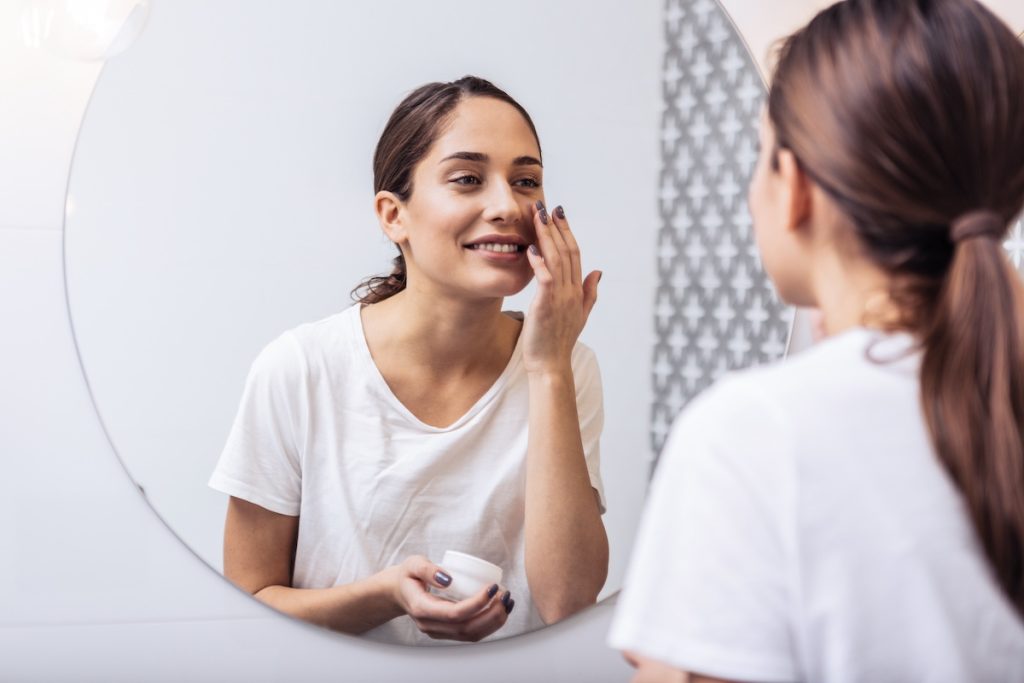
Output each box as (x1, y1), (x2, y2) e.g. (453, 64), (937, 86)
(568, 341), (602, 396)
(570, 340), (599, 372)
(249, 306), (358, 387)
(670, 369), (789, 450)
(663, 328), (917, 473)
(286, 305), (360, 353)
(714, 327), (918, 418)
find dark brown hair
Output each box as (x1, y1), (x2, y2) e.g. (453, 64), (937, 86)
(351, 76), (541, 304)
(769, 0), (1024, 615)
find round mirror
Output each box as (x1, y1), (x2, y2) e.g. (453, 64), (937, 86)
(64, 0), (792, 645)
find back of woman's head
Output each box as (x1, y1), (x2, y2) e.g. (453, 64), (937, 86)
(769, 0), (1024, 616)
(352, 76), (540, 304)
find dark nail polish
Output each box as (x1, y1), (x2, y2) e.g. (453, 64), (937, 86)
(535, 200), (545, 211)
(529, 244), (539, 256)
(540, 208), (549, 225)
(554, 205), (565, 220)
(487, 584), (499, 599)
(501, 591), (511, 609)
(506, 598), (515, 615)
(598, 271), (603, 283)
(434, 571), (452, 587)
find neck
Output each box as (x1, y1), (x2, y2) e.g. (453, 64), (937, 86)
(363, 284), (517, 375)
(809, 244), (900, 337)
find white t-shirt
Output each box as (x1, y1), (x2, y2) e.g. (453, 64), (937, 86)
(209, 304), (605, 646)
(609, 328), (1024, 682)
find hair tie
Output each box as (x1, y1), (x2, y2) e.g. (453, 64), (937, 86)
(950, 210), (1004, 243)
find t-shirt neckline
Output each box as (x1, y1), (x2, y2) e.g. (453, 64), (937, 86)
(348, 304), (524, 433)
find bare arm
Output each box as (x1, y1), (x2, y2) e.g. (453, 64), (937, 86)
(522, 201), (609, 623)
(525, 369), (609, 623)
(223, 496), (511, 639)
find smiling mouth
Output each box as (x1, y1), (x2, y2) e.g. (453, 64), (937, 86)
(465, 243), (526, 253)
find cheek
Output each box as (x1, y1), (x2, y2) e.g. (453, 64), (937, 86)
(748, 169), (786, 279)
(747, 165), (770, 228)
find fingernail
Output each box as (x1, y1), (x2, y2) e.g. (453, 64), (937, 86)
(487, 584), (499, 599)
(434, 571), (452, 587)
(540, 208), (549, 224)
(554, 205), (565, 220)
(535, 200), (545, 211)
(598, 271), (603, 283)
(506, 598), (515, 615)
(529, 244), (539, 256)
(501, 591), (511, 609)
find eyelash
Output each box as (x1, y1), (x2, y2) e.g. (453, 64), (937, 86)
(451, 175), (540, 189)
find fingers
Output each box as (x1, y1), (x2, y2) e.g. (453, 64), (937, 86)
(404, 555), (452, 590)
(412, 585), (513, 642)
(526, 242), (554, 287)
(532, 200), (565, 284)
(582, 270), (601, 322)
(413, 589), (512, 643)
(550, 205), (582, 286)
(453, 589), (513, 639)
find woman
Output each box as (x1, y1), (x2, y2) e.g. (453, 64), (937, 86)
(611, 0), (1024, 680)
(209, 76), (608, 645)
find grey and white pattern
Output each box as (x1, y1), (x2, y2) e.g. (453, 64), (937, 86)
(651, 0), (792, 464)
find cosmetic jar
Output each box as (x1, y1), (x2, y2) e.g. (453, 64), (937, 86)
(434, 550), (503, 602)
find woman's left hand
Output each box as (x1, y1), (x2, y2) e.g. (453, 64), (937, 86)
(522, 201), (602, 376)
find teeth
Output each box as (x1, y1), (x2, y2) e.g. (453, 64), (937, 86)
(471, 243), (520, 253)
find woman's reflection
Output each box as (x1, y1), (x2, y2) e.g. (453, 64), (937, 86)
(208, 76), (608, 645)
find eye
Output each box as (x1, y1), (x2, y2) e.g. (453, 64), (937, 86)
(451, 175), (481, 186)
(515, 177), (541, 189)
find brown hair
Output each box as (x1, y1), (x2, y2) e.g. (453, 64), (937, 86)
(351, 76), (541, 304)
(769, 0), (1024, 614)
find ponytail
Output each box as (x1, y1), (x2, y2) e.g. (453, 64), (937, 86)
(919, 210), (1024, 614)
(350, 249), (407, 304)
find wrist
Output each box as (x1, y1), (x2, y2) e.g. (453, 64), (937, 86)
(371, 565), (406, 617)
(525, 363), (574, 383)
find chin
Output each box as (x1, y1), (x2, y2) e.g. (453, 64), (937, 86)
(472, 273), (533, 300)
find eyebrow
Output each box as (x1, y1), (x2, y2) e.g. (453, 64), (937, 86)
(438, 151), (543, 167)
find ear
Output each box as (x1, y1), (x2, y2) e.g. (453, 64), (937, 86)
(374, 190), (407, 246)
(776, 148), (813, 236)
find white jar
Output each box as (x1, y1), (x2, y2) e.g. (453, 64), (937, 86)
(433, 550), (503, 602)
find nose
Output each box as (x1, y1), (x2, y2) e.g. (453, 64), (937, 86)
(481, 179), (526, 226)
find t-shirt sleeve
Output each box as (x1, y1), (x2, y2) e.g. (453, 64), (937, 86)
(573, 343), (606, 514)
(207, 332), (307, 516)
(608, 374), (798, 682)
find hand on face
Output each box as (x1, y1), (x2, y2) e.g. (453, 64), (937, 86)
(389, 556), (514, 642)
(521, 201), (602, 376)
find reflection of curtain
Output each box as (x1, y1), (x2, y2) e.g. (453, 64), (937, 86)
(650, 0), (791, 468)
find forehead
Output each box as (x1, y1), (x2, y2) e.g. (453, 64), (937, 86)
(428, 96), (540, 161)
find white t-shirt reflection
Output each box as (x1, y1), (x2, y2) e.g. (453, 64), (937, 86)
(210, 304), (605, 646)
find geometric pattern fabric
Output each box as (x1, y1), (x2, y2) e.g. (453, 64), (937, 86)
(652, 0), (792, 464)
